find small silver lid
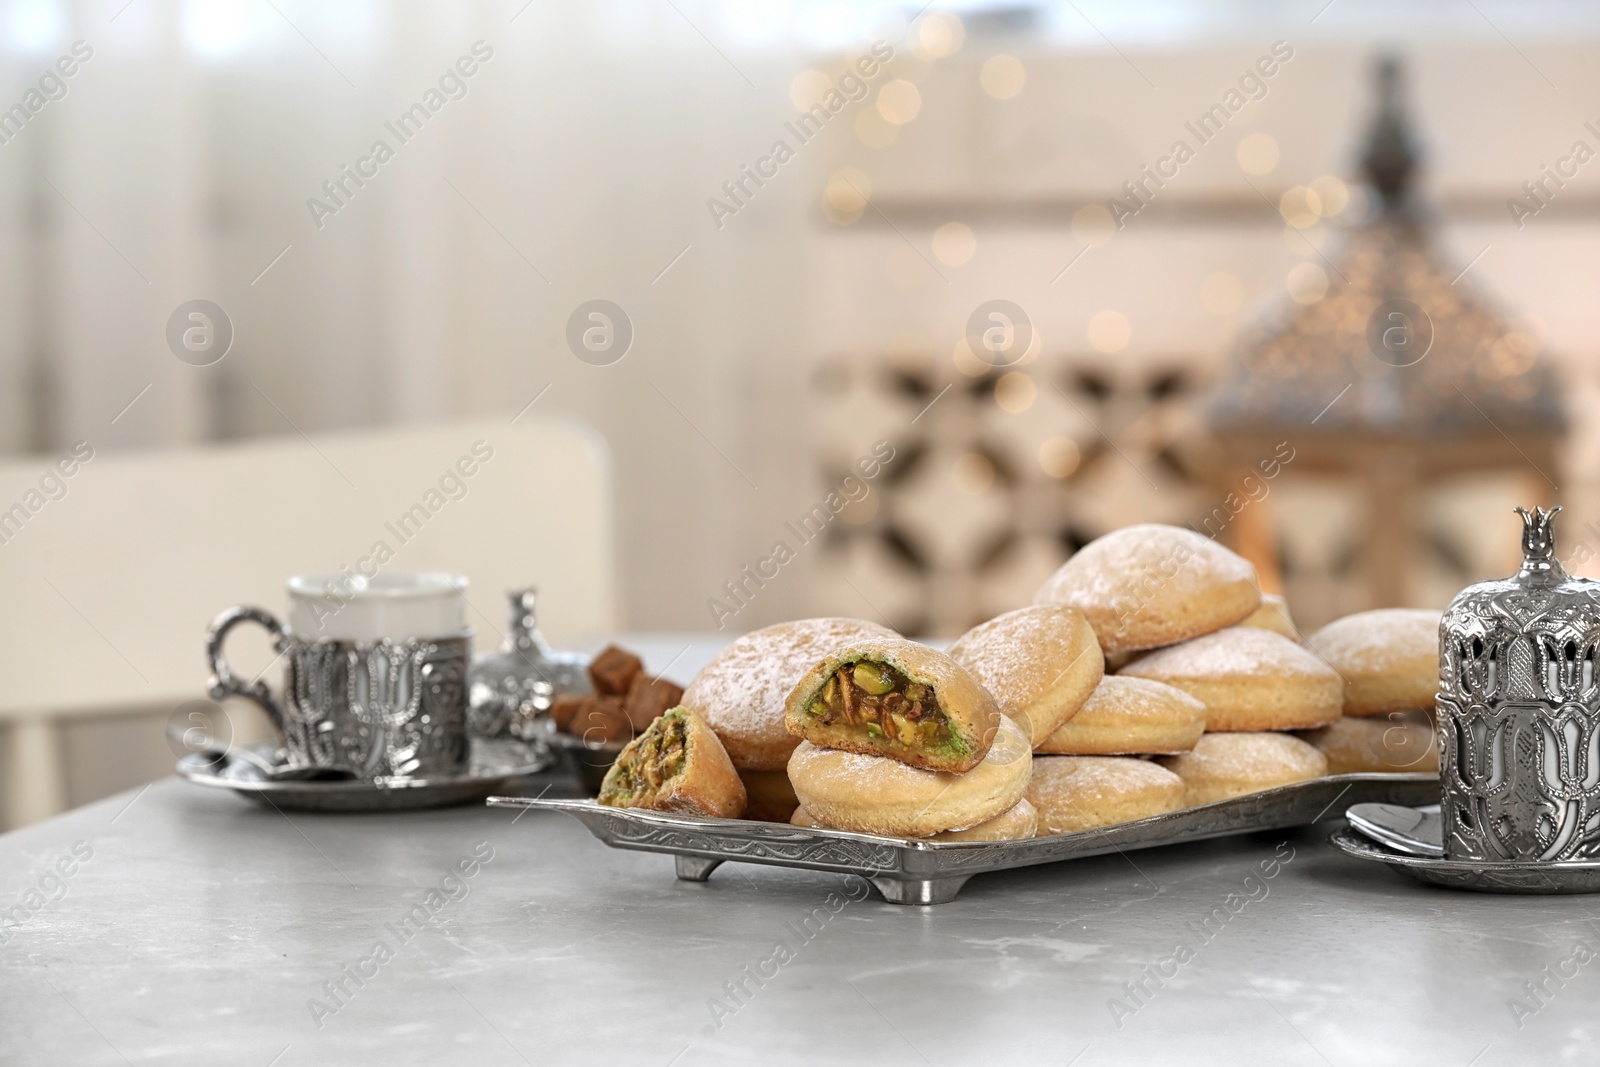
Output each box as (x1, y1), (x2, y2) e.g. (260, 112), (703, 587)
(467, 588), (592, 741)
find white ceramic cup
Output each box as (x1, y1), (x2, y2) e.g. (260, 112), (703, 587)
(286, 571), (468, 642)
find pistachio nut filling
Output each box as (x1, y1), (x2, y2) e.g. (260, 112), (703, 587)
(802, 660), (967, 758)
(599, 709), (690, 805)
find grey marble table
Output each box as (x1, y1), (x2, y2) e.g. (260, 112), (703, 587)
(4, 639), (1599, 1065)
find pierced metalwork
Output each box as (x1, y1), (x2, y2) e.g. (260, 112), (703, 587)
(207, 605), (471, 780)
(1438, 506), (1600, 862)
(468, 587), (590, 741)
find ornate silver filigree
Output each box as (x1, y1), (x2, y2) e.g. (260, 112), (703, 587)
(489, 774), (1435, 905)
(1438, 506), (1600, 862)
(602, 819), (903, 870)
(468, 588), (590, 741)
(207, 606), (471, 781)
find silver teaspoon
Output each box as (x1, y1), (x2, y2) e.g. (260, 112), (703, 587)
(168, 722), (357, 782)
(1346, 802), (1444, 858)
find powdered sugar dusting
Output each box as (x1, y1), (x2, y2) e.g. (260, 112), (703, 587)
(1160, 732), (1326, 780)
(1306, 609), (1440, 674)
(681, 617), (894, 767)
(787, 715), (1032, 833)
(1122, 626), (1336, 682)
(1035, 524), (1255, 608)
(1080, 675), (1206, 721)
(949, 604), (1084, 662)
(946, 604), (1096, 709)
(1030, 755), (1181, 800)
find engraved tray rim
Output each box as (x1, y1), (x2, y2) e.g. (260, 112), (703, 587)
(488, 773), (1438, 902)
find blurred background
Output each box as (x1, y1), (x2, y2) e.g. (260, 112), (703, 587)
(2, 0), (1598, 826)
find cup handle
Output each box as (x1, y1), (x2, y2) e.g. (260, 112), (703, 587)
(206, 606), (289, 735)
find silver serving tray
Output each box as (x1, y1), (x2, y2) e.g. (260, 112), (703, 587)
(1330, 828), (1600, 894)
(489, 772), (1437, 905)
(179, 737), (556, 813)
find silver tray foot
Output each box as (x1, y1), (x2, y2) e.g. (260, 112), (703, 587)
(871, 876), (971, 905)
(675, 855), (723, 882)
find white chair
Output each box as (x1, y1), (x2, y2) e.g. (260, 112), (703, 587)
(0, 417), (615, 828)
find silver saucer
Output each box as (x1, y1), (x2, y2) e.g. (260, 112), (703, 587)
(177, 736), (556, 813)
(1329, 829), (1600, 894)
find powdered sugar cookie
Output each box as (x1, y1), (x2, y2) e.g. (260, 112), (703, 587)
(1036, 675), (1205, 756)
(1157, 732), (1328, 806)
(946, 605), (1103, 746)
(1034, 524), (1260, 653)
(1305, 609), (1440, 717)
(786, 715), (1031, 837)
(682, 618), (895, 771)
(784, 636), (1002, 773)
(598, 708), (746, 817)
(1299, 711), (1438, 774)
(1120, 627), (1342, 731)
(1026, 756), (1186, 833)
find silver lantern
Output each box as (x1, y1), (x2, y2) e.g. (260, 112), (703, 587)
(1438, 506), (1600, 862)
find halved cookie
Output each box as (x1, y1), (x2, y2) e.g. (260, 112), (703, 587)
(598, 708), (746, 818)
(1026, 756), (1185, 834)
(1305, 609), (1440, 717)
(785, 636), (1001, 773)
(1034, 524), (1260, 653)
(946, 605), (1104, 746)
(683, 617), (896, 771)
(1036, 675), (1205, 756)
(1157, 732), (1328, 806)
(1119, 627), (1343, 732)
(787, 715), (1031, 837)
(1238, 593), (1299, 641)
(791, 797), (1038, 841)
(1298, 711), (1438, 775)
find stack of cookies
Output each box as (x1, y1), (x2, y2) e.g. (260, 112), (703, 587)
(1033, 524), (1337, 809)
(941, 603), (1186, 835)
(680, 618), (894, 821)
(1299, 609), (1441, 774)
(779, 632), (1037, 840)
(597, 620), (1040, 836)
(598, 522), (1437, 837)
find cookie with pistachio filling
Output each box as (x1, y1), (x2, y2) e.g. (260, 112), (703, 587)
(787, 715), (1033, 836)
(598, 708), (746, 818)
(682, 618), (896, 771)
(783, 637), (1002, 773)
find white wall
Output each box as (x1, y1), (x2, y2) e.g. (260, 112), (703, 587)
(2, 0), (1599, 636)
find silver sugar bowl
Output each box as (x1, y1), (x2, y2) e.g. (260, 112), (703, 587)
(1438, 506), (1600, 862)
(468, 588), (590, 741)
